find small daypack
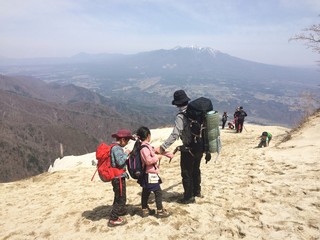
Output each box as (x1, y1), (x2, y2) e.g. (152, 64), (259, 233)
(91, 143), (125, 182)
(127, 145), (148, 179)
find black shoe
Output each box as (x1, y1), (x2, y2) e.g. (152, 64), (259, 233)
(177, 197), (195, 204)
(194, 193), (204, 198)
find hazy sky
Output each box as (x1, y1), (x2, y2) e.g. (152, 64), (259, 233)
(0, 0), (319, 66)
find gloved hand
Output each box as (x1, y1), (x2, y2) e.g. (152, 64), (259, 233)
(205, 152), (211, 164)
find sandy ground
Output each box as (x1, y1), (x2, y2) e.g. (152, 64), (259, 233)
(1, 112), (319, 240)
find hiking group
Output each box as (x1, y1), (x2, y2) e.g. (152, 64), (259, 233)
(221, 106), (248, 133)
(93, 89), (221, 227)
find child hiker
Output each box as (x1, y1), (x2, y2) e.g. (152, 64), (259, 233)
(257, 131), (272, 148)
(108, 129), (135, 227)
(134, 126), (172, 218)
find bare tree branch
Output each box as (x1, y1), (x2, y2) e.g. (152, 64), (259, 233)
(289, 24), (320, 54)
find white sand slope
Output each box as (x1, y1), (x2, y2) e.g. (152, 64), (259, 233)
(1, 112), (319, 240)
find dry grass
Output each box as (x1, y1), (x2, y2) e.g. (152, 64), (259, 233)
(280, 107), (320, 143)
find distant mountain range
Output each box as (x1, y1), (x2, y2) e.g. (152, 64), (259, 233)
(1, 46), (319, 127)
(0, 47), (319, 181)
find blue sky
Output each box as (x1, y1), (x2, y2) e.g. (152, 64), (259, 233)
(0, 0), (319, 66)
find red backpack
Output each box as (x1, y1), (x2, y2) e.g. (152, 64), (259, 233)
(91, 143), (125, 182)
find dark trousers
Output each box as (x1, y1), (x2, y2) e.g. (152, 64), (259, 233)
(235, 119), (239, 132)
(141, 187), (163, 210)
(110, 177), (126, 220)
(180, 150), (203, 199)
(222, 120), (227, 129)
(238, 119), (244, 132)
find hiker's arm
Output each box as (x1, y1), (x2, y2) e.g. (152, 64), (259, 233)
(160, 114), (184, 151)
(140, 146), (159, 165)
(112, 146), (128, 167)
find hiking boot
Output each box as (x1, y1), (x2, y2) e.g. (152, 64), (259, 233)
(195, 193), (204, 198)
(108, 217), (127, 227)
(177, 197), (195, 204)
(141, 208), (156, 218)
(117, 209), (127, 216)
(156, 209), (170, 218)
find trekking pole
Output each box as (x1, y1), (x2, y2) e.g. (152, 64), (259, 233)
(243, 125), (248, 132)
(170, 146), (181, 163)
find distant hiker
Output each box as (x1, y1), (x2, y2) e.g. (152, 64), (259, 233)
(233, 107), (240, 132)
(156, 90), (203, 204)
(135, 126), (171, 218)
(108, 129), (135, 227)
(221, 112), (228, 129)
(234, 106), (247, 133)
(228, 121), (235, 130)
(237, 106), (247, 133)
(257, 131), (272, 148)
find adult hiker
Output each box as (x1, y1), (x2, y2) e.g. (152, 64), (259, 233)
(233, 107), (240, 132)
(235, 106), (247, 133)
(108, 129), (134, 227)
(156, 90), (203, 204)
(221, 112), (228, 129)
(257, 131), (272, 148)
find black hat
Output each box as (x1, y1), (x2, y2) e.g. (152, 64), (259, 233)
(171, 90), (190, 105)
(261, 132), (268, 137)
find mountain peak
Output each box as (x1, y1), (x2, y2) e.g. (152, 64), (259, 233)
(172, 46), (220, 56)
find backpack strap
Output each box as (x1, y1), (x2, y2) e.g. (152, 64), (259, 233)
(91, 168), (98, 181)
(109, 143), (125, 197)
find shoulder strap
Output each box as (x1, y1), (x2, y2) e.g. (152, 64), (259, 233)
(139, 144), (157, 170)
(140, 144), (148, 150)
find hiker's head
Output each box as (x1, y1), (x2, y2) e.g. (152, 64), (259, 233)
(112, 129), (135, 146)
(172, 90), (190, 106)
(240, 106), (243, 110)
(261, 131), (268, 139)
(136, 126), (151, 141)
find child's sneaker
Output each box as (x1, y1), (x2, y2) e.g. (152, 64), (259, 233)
(108, 217), (127, 227)
(141, 208), (156, 218)
(156, 209), (170, 218)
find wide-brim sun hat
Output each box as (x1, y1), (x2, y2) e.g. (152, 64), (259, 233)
(111, 129), (135, 140)
(171, 90), (190, 105)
